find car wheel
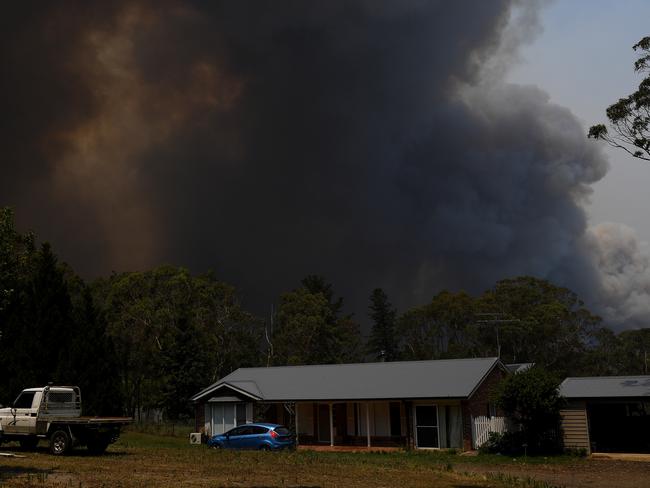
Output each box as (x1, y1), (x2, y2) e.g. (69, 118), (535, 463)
(49, 430), (71, 456)
(210, 443), (223, 449)
(259, 444), (271, 451)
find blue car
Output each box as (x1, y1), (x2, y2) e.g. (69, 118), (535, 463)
(207, 423), (295, 450)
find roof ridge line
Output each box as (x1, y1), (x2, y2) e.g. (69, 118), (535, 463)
(234, 356), (499, 371)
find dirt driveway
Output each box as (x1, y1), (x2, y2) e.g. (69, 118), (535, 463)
(461, 457), (650, 488)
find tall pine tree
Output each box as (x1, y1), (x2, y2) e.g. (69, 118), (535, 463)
(367, 288), (398, 362)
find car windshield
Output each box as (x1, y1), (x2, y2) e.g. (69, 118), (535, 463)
(274, 427), (291, 436)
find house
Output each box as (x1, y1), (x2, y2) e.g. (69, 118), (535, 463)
(190, 357), (508, 450)
(559, 375), (650, 454)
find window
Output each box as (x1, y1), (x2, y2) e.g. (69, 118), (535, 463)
(236, 426), (254, 436)
(211, 402), (250, 435)
(274, 427), (291, 436)
(227, 426), (248, 436)
(251, 426), (268, 435)
(14, 392), (36, 409)
(48, 391), (75, 403)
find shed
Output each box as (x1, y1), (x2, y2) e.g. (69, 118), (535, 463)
(560, 375), (650, 453)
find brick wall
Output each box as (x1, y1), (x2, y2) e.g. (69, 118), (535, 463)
(460, 365), (506, 450)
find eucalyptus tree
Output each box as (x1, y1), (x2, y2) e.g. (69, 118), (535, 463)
(589, 36), (650, 161)
(272, 276), (362, 366)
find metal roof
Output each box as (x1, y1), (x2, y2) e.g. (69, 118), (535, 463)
(505, 363), (534, 374)
(560, 376), (650, 399)
(191, 357), (501, 402)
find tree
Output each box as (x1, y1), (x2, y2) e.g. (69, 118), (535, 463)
(0, 209), (122, 411)
(492, 367), (564, 454)
(93, 266), (263, 420)
(618, 328), (650, 375)
(397, 290), (478, 361)
(12, 243), (74, 390)
(0, 207), (33, 315)
(0, 210), (38, 403)
(301, 275), (344, 317)
(478, 277), (601, 375)
(56, 275), (123, 415)
(589, 36), (650, 161)
(579, 327), (624, 376)
(272, 276), (362, 365)
(367, 288), (399, 361)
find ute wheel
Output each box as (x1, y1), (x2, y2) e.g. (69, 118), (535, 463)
(87, 436), (110, 455)
(19, 437), (39, 451)
(49, 430), (71, 456)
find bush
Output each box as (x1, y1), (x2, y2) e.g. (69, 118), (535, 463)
(492, 367), (564, 455)
(479, 431), (528, 456)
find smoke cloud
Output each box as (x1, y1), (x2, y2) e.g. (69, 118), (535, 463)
(2, 0), (648, 329)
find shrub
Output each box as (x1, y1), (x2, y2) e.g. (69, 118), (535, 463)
(479, 431), (528, 456)
(492, 367), (564, 455)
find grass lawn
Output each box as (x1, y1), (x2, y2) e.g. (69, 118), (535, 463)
(0, 432), (577, 488)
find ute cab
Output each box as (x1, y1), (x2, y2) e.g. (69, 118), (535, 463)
(0, 387), (80, 436)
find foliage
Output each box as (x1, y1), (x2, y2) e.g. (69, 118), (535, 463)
(0, 213), (121, 414)
(0, 208), (33, 313)
(393, 277), (606, 375)
(478, 431), (527, 456)
(579, 327), (650, 376)
(92, 266), (264, 420)
(617, 328), (650, 374)
(367, 288), (399, 361)
(398, 290), (479, 360)
(56, 272), (123, 415)
(589, 36), (650, 161)
(492, 367), (564, 455)
(5, 205), (650, 422)
(272, 276), (362, 365)
(478, 277), (601, 376)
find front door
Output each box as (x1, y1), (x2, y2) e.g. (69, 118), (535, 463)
(415, 405), (439, 448)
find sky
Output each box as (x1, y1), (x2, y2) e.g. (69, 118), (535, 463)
(2, 0), (650, 330)
(508, 0), (650, 241)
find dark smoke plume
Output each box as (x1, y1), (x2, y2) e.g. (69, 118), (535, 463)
(2, 1), (645, 328)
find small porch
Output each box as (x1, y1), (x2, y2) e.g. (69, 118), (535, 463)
(259, 400), (464, 450)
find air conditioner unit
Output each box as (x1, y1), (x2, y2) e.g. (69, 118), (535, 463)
(189, 433), (202, 445)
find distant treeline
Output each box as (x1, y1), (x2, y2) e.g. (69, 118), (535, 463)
(1, 208), (648, 420)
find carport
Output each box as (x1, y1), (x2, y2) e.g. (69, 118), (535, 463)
(560, 376), (650, 454)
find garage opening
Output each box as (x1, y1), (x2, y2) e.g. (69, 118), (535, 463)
(587, 401), (650, 453)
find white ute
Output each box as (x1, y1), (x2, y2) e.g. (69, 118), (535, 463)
(0, 385), (131, 455)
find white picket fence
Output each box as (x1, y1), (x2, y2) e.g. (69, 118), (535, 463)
(472, 416), (507, 449)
